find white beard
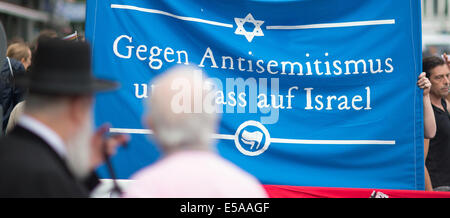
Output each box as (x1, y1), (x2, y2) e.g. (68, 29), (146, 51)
(65, 117), (93, 180)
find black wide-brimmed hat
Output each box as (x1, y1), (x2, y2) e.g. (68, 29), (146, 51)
(16, 38), (118, 95)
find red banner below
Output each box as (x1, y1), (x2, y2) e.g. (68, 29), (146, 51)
(263, 185), (450, 198)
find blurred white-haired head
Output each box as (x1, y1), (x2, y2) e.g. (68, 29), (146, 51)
(145, 65), (219, 154)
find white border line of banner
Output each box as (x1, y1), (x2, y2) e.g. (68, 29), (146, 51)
(111, 4), (395, 31)
(109, 128), (395, 145)
(110, 4), (234, 28)
(266, 19), (396, 30)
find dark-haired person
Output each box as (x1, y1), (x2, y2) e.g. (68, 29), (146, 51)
(417, 71), (436, 191)
(423, 56), (450, 191)
(30, 29), (58, 53)
(443, 53), (450, 111)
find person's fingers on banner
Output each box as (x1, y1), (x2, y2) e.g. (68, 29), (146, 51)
(90, 124), (110, 169)
(417, 73), (426, 87)
(418, 72), (432, 96)
(105, 134), (130, 156)
(90, 123), (130, 169)
(443, 53), (450, 68)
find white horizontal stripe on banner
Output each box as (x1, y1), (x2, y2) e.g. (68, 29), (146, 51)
(109, 128), (395, 145)
(111, 4), (234, 28)
(266, 19), (396, 30)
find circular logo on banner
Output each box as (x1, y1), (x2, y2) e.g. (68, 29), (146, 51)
(234, 121), (271, 156)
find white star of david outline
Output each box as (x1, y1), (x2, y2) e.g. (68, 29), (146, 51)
(234, 13), (265, 43)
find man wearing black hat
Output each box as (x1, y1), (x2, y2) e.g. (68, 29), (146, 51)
(0, 38), (128, 197)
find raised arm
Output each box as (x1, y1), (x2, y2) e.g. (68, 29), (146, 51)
(418, 72), (436, 139)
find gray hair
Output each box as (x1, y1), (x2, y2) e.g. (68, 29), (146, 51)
(146, 65), (218, 153)
(24, 93), (92, 115)
(24, 93), (71, 114)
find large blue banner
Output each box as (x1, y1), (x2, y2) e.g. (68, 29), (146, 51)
(86, 0), (424, 190)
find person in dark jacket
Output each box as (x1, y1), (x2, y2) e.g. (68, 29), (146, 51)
(0, 38), (128, 197)
(0, 57), (26, 132)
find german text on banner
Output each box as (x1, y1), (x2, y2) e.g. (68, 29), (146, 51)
(85, 0), (424, 190)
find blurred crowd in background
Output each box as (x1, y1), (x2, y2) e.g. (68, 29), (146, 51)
(0, 0), (86, 44)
